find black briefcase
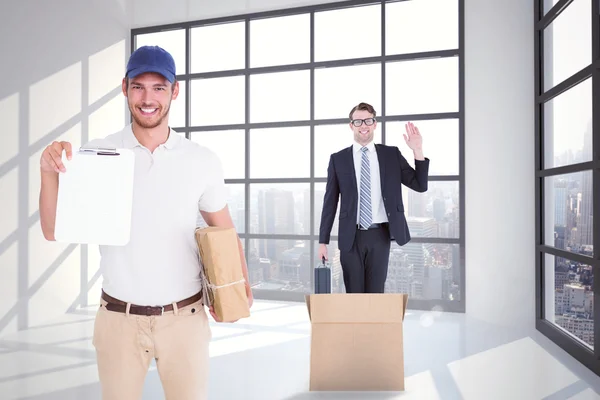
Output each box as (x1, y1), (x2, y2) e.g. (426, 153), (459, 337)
(314, 257), (332, 294)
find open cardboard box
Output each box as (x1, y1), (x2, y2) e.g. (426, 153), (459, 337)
(305, 293), (408, 391)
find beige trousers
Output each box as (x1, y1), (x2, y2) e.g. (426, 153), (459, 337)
(92, 296), (211, 400)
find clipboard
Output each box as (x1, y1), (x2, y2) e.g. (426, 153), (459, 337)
(54, 145), (135, 246)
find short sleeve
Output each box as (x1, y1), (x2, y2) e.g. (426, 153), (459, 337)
(198, 152), (227, 213)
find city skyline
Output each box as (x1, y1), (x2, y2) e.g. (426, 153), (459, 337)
(198, 178), (461, 301)
(546, 125), (594, 348)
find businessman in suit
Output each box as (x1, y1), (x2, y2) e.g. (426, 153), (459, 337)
(318, 102), (429, 293)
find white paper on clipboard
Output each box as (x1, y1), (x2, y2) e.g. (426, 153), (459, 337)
(54, 146), (135, 246)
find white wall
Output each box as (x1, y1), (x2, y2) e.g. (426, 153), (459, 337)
(0, 0), (131, 337)
(464, 0), (535, 328)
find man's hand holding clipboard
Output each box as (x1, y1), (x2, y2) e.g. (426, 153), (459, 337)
(40, 141), (73, 174)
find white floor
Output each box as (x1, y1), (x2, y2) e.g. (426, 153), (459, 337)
(1, 300), (600, 400)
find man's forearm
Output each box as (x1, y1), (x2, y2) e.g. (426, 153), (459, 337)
(39, 172), (59, 241)
(413, 149), (425, 161)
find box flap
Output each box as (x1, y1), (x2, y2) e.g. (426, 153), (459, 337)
(306, 294), (408, 324)
(305, 294), (312, 320)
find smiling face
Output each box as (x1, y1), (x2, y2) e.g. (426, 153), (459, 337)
(350, 108), (377, 146)
(122, 72), (179, 130)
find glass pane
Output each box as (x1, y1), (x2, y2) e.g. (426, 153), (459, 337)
(543, 78), (593, 168)
(402, 181), (460, 239)
(249, 183), (310, 235)
(247, 239), (311, 292)
(386, 0), (458, 55)
(544, 254), (593, 349)
(169, 80), (186, 128)
(544, 172), (593, 255)
(197, 184), (245, 233)
(227, 184), (245, 234)
(388, 243), (461, 301)
(314, 124), (382, 178)
(385, 120), (459, 176)
(543, 0), (591, 91)
(250, 14), (310, 67)
(315, 4), (381, 62)
(314, 182), (340, 236)
(250, 70), (310, 123)
(386, 57), (459, 115)
(190, 130), (245, 180)
(191, 22), (245, 73)
(543, 0), (560, 14)
(250, 127), (309, 178)
(315, 63), (381, 120)
(135, 29), (186, 74)
(314, 240), (345, 293)
(190, 76), (245, 126)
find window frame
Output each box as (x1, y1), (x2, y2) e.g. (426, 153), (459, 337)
(535, 0), (600, 375)
(131, 0), (466, 312)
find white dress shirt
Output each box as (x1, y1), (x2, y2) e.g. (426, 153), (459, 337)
(352, 141), (388, 225)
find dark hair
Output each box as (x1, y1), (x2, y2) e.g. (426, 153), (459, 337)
(349, 102), (377, 119)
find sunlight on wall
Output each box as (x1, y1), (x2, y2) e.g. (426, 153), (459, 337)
(27, 227), (80, 328)
(28, 124), (82, 219)
(88, 93), (126, 141)
(27, 118), (82, 324)
(88, 40), (126, 106)
(0, 93), (19, 166)
(0, 242), (18, 336)
(0, 168), (18, 244)
(28, 62), (82, 146)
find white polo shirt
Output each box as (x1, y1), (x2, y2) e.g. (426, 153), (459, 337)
(85, 124), (227, 306)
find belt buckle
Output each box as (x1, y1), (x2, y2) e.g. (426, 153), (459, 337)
(143, 306), (164, 316)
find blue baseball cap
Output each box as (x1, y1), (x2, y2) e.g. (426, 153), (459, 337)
(126, 45), (176, 83)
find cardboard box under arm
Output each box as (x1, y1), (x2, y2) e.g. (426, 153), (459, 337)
(195, 226), (250, 322)
(305, 293), (408, 391)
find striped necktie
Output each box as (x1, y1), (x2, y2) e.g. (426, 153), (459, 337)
(359, 146), (372, 229)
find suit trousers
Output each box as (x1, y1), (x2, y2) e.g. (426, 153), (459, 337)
(93, 295), (211, 400)
(340, 224), (391, 293)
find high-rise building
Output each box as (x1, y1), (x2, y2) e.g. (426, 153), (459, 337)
(554, 179), (567, 227)
(258, 188), (295, 260)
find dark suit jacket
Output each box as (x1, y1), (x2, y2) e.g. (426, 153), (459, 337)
(319, 144), (429, 252)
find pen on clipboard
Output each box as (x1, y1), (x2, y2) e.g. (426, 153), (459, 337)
(78, 147), (121, 156)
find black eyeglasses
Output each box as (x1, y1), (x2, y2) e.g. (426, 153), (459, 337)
(351, 118), (376, 127)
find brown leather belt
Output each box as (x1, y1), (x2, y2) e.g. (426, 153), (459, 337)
(101, 290), (203, 316)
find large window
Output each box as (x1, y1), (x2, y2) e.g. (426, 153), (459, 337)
(131, 0), (465, 311)
(535, 0), (600, 375)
